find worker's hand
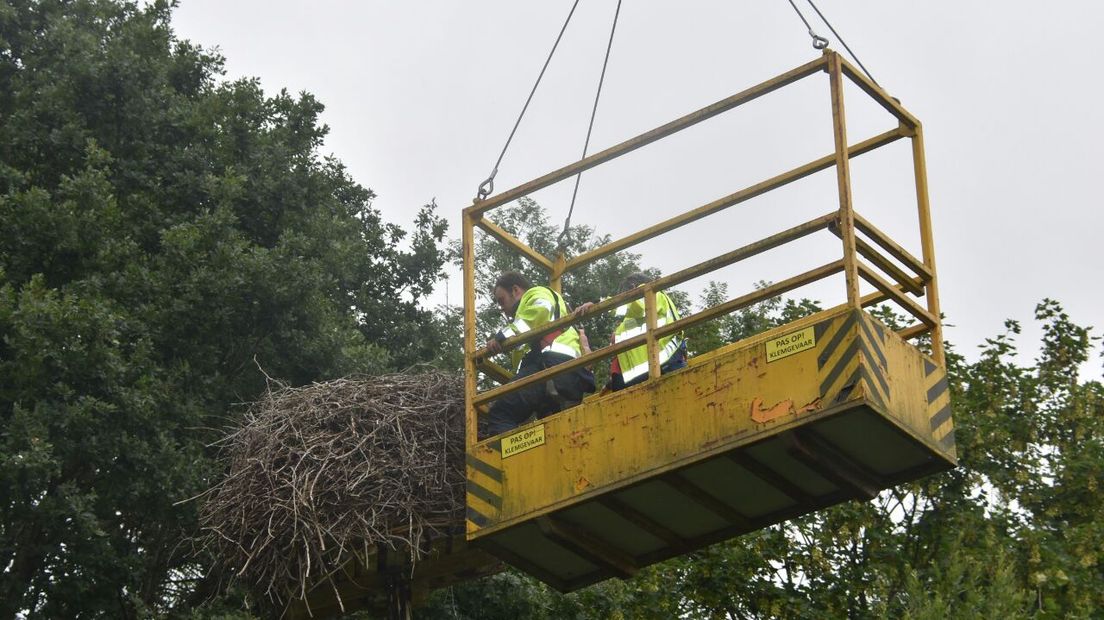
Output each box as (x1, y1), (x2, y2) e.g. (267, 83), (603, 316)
(485, 338), (503, 356)
(572, 301), (595, 318)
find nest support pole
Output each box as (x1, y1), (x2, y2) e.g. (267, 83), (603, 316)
(383, 572), (413, 620)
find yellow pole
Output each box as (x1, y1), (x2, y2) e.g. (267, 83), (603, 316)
(549, 252), (566, 294)
(827, 51), (861, 309)
(644, 288), (661, 380)
(910, 125), (945, 366)
(462, 207), (478, 448)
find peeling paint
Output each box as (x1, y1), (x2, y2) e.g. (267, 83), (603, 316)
(574, 476), (590, 492)
(799, 397), (822, 413)
(750, 396), (795, 423)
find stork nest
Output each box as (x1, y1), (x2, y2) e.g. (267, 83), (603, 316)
(196, 370), (467, 607)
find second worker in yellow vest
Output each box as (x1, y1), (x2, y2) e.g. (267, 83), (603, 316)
(574, 272), (688, 391)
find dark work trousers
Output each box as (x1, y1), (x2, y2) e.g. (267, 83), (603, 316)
(482, 350), (596, 439)
(610, 346), (688, 392)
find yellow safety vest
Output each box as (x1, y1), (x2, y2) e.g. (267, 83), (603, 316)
(496, 287), (584, 372)
(613, 290), (683, 383)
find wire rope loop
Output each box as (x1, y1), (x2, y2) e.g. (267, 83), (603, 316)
(477, 173), (496, 201)
(555, 227), (571, 253)
(811, 33), (829, 49)
(805, 0), (880, 86)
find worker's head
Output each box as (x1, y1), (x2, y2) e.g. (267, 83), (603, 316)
(619, 271), (652, 293)
(493, 271), (530, 319)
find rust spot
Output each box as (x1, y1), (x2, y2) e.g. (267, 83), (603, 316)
(574, 476), (591, 492)
(696, 380), (734, 399)
(566, 429), (590, 448)
(750, 396), (795, 424)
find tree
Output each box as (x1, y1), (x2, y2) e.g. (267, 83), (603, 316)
(682, 280), (821, 358)
(0, 1), (447, 616)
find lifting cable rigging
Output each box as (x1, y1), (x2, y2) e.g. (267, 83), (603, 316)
(557, 0), (622, 252)
(787, 0), (829, 50)
(477, 0), (580, 201)
(482, 1), (876, 251)
(787, 0), (879, 87)
(474, 0), (623, 256)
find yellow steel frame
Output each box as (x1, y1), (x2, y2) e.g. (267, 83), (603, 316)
(467, 304), (955, 555)
(461, 50), (944, 450)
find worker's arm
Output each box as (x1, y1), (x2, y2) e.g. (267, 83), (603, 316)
(577, 326), (592, 355)
(615, 298), (646, 320)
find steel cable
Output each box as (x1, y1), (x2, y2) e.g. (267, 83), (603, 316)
(805, 0), (880, 87)
(557, 0), (623, 252)
(477, 1), (581, 200)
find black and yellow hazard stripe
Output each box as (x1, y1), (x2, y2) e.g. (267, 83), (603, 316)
(924, 358), (955, 452)
(466, 447), (503, 530)
(816, 310), (891, 409)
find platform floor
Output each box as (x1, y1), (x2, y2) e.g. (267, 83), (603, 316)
(474, 399), (954, 592)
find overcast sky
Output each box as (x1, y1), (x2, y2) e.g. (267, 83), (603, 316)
(172, 1), (1103, 371)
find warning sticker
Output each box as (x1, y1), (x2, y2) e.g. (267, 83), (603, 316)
(766, 326), (817, 363)
(502, 424), (546, 458)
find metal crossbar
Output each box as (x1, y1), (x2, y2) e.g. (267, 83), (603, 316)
(461, 50), (944, 447)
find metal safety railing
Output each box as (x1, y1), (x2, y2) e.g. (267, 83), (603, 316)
(461, 50), (943, 448)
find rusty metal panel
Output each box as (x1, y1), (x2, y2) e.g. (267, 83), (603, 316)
(465, 307), (955, 586)
(467, 306), (942, 538)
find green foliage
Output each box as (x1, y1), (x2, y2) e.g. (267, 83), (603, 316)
(683, 280), (822, 357)
(0, 0), (447, 616)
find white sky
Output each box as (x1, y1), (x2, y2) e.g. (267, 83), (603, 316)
(172, 1), (1103, 372)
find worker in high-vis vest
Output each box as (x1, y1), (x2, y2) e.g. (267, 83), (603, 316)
(482, 271), (596, 438)
(574, 272), (687, 391)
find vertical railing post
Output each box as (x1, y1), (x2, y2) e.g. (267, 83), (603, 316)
(644, 287), (661, 380)
(462, 207), (478, 449)
(549, 252), (567, 294)
(827, 51), (861, 308)
(910, 124), (945, 366)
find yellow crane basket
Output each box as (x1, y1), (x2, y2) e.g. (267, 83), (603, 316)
(462, 50), (954, 591)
